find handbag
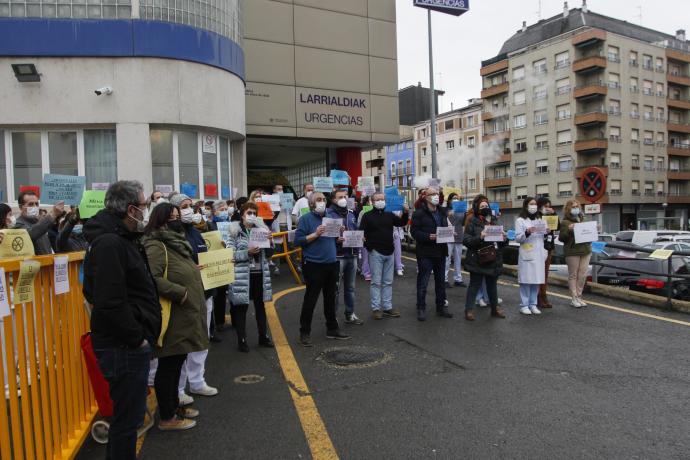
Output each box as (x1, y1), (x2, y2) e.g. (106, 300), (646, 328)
(477, 244), (497, 266)
(156, 243), (172, 347)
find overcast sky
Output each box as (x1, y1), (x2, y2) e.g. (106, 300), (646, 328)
(396, 0), (689, 112)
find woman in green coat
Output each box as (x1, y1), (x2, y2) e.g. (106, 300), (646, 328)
(143, 203), (209, 431)
(558, 199), (592, 308)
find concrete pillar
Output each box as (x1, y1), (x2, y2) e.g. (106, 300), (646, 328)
(116, 123), (152, 192)
(231, 139), (247, 196)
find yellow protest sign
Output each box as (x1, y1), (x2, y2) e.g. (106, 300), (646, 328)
(0, 229), (35, 258)
(13, 259), (40, 305)
(544, 216), (559, 231)
(444, 186), (463, 197)
(649, 249), (674, 260)
(202, 231), (225, 251)
(198, 248), (235, 290)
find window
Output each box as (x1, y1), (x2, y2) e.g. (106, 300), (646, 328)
(48, 131), (78, 176)
(644, 156), (654, 171)
(557, 182), (572, 197)
(557, 130), (572, 145)
(422, 147), (427, 156)
(535, 159), (549, 174)
(643, 54), (653, 69)
(390, 162), (396, 177)
(609, 99), (621, 115)
(422, 166), (428, 173)
(643, 131), (654, 145)
(631, 103), (640, 118)
(608, 72), (620, 88)
(536, 184), (549, 198)
(656, 57), (664, 71)
(398, 160), (404, 175)
(489, 73), (505, 86)
(151, 129), (174, 189)
(533, 58), (547, 75)
(669, 63), (682, 76)
(514, 90), (526, 105)
(84, 129), (117, 187)
(533, 84), (547, 100)
(629, 51), (638, 66)
(644, 181), (654, 196)
(555, 51), (570, 68)
(178, 131), (199, 195)
(515, 139), (527, 152)
(406, 159), (412, 175)
(630, 77), (639, 92)
(406, 141), (413, 149)
(444, 120), (454, 130)
(610, 180), (622, 195)
(656, 181), (665, 195)
(466, 115), (475, 127)
(670, 158), (681, 171)
(632, 154), (640, 169)
(12, 132), (42, 197)
(514, 114), (527, 129)
(0, 132), (5, 201)
(535, 134), (548, 150)
(656, 157), (665, 171)
(632, 180), (640, 195)
(515, 162), (528, 177)
(643, 105), (654, 121)
(657, 108), (665, 122)
(556, 103), (571, 120)
(656, 82), (664, 97)
(516, 186), (528, 200)
(468, 178), (476, 190)
(219, 137), (230, 199)
(610, 153), (621, 168)
(202, 134), (219, 198)
(557, 156), (573, 172)
(555, 77), (570, 95)
(643, 80), (653, 95)
(446, 140), (455, 150)
(607, 45), (620, 61)
(609, 126), (621, 142)
(467, 136), (476, 148)
(513, 65), (525, 81)
(534, 109), (548, 125)
(631, 129), (639, 143)
(656, 132), (665, 146)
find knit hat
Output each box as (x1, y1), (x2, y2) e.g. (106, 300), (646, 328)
(169, 193), (191, 208)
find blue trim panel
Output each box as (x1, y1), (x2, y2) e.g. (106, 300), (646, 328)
(0, 18), (244, 80)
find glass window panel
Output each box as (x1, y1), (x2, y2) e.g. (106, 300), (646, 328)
(84, 129), (117, 186)
(202, 134), (218, 199)
(12, 132), (43, 197)
(178, 131), (199, 197)
(151, 129), (174, 189)
(48, 131), (78, 176)
(219, 137), (229, 198)
(0, 132), (6, 201)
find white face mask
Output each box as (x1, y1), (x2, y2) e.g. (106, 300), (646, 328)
(203, 209), (212, 217)
(244, 215), (257, 226)
(315, 202), (326, 214)
(337, 198), (348, 208)
(129, 206), (149, 233)
(191, 213), (203, 224)
(528, 205), (538, 215)
(430, 195), (440, 206)
(571, 208), (581, 216)
(228, 207), (235, 214)
(306, 191), (314, 199)
(374, 200), (386, 210)
(180, 208), (194, 223)
(26, 206), (40, 218)
(9, 215), (16, 227)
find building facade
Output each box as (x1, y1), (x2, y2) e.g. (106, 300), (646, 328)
(480, 4), (690, 231)
(386, 139), (415, 188)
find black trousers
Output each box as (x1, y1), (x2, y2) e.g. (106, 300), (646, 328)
(464, 272), (499, 312)
(154, 354), (187, 420)
(416, 256), (447, 310)
(230, 272), (268, 341)
(299, 261), (340, 334)
(213, 285), (228, 328)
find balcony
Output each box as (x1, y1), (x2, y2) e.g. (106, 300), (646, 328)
(666, 49), (690, 64)
(493, 200), (513, 210)
(481, 82), (509, 99)
(667, 193), (690, 204)
(573, 83), (607, 99)
(667, 72), (690, 87)
(572, 29), (607, 47)
(668, 144), (690, 156)
(482, 130), (510, 142)
(482, 109), (508, 121)
(480, 58), (509, 77)
(487, 153), (511, 166)
(484, 176), (513, 188)
(667, 169), (690, 180)
(575, 138), (608, 153)
(574, 165), (609, 178)
(572, 56), (607, 73)
(667, 97), (690, 110)
(574, 111), (608, 126)
(667, 122), (690, 134)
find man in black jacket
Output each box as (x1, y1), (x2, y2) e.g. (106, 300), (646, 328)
(83, 180), (161, 460)
(359, 192), (408, 319)
(411, 186), (452, 321)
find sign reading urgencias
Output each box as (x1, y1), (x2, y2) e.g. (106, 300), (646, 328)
(413, 0), (469, 16)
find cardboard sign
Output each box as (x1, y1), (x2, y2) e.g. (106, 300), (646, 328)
(78, 190), (106, 218)
(198, 248), (235, 290)
(573, 221), (598, 244)
(0, 268), (10, 318)
(436, 226), (455, 244)
(346, 197), (356, 211)
(0, 229), (35, 257)
(313, 177), (334, 193)
(342, 230), (364, 248)
(531, 219), (548, 235)
(279, 193), (295, 211)
(385, 195), (405, 212)
(360, 186), (376, 196)
(322, 218), (343, 238)
(358, 176), (375, 189)
(484, 225), (504, 242)
(53, 255), (70, 295)
(205, 183), (218, 198)
(330, 169), (350, 185)
(452, 201), (467, 213)
(13, 259), (40, 305)
(260, 194), (281, 212)
(202, 231), (225, 251)
(384, 186), (399, 197)
(249, 228), (271, 248)
(42, 174), (86, 205)
(649, 249), (674, 260)
(544, 215), (559, 231)
(180, 183), (198, 198)
(257, 201), (274, 220)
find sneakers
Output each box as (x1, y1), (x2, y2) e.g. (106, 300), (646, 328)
(345, 313), (364, 325)
(299, 333), (313, 347)
(190, 384), (218, 397)
(436, 308), (453, 318)
(372, 310), (384, 320)
(178, 392), (194, 406)
(416, 309), (426, 321)
(158, 415), (196, 431)
(519, 306), (532, 315)
(578, 297), (588, 307)
(177, 407), (199, 418)
(570, 298), (584, 308)
(454, 280), (466, 287)
(396, 269), (404, 276)
(529, 305), (542, 315)
(383, 308), (401, 318)
(237, 339), (249, 353)
(444, 299), (449, 307)
(259, 336), (275, 348)
(364, 275), (371, 281)
(498, 298), (504, 304)
(476, 298), (488, 307)
(326, 329), (351, 340)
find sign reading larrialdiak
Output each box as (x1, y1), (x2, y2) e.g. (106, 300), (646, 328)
(413, 0), (469, 16)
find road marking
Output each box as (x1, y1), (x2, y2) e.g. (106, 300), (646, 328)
(266, 286), (340, 460)
(401, 255), (690, 327)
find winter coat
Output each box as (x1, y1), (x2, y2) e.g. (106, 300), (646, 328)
(56, 218), (88, 253)
(227, 221), (274, 305)
(559, 216), (592, 257)
(515, 216), (547, 284)
(143, 229), (209, 358)
(83, 209), (161, 349)
(15, 214), (55, 255)
(448, 211), (466, 244)
(411, 203), (449, 259)
(359, 208), (409, 256)
(462, 215), (506, 277)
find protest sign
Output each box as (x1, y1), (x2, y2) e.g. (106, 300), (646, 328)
(256, 202), (274, 220)
(249, 228), (271, 248)
(649, 249), (673, 260)
(573, 221), (598, 244)
(330, 169), (350, 185)
(428, 178), (441, 188)
(436, 226), (455, 244)
(532, 220), (548, 235)
(358, 176), (375, 189)
(261, 194), (281, 212)
(360, 186), (376, 196)
(384, 186), (399, 197)
(155, 184), (174, 196)
(0, 268), (9, 318)
(452, 201), (467, 213)
(484, 225), (505, 242)
(180, 183), (198, 198)
(91, 182), (110, 191)
(591, 241), (607, 254)
(544, 215), (559, 231)
(0, 229), (35, 257)
(54, 255), (70, 295)
(202, 231), (225, 251)
(42, 174), (86, 205)
(199, 248), (235, 290)
(343, 230), (364, 248)
(78, 190), (106, 218)
(279, 193), (295, 211)
(385, 195), (405, 212)
(489, 202), (500, 215)
(313, 177), (334, 193)
(287, 230), (296, 243)
(347, 197), (356, 210)
(322, 217), (343, 238)
(216, 222), (231, 246)
(13, 259), (40, 305)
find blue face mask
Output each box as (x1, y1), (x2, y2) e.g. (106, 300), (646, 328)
(214, 211), (229, 222)
(72, 224), (83, 235)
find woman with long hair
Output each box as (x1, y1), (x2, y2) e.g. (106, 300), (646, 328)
(515, 197), (547, 315)
(536, 196), (556, 308)
(558, 199), (592, 308)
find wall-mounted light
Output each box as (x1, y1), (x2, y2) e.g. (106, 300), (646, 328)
(11, 63), (40, 82)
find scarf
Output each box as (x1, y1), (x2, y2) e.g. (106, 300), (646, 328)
(145, 229), (194, 259)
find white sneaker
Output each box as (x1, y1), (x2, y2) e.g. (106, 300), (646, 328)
(444, 299), (449, 307)
(578, 297), (588, 307)
(178, 392), (194, 406)
(396, 269), (404, 276)
(570, 298), (583, 308)
(476, 298), (488, 307)
(190, 384), (218, 397)
(529, 305), (542, 315)
(519, 306), (532, 315)
(498, 298), (503, 304)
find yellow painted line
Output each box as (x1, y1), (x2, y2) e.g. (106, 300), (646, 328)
(266, 286), (339, 460)
(402, 255), (690, 327)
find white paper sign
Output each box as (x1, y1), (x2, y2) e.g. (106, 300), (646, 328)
(346, 198), (356, 211)
(202, 133), (217, 154)
(260, 194), (282, 212)
(435, 226), (455, 244)
(574, 221), (598, 244)
(342, 230), (364, 248)
(91, 182), (110, 191)
(531, 219), (548, 235)
(249, 228), (271, 248)
(484, 225), (505, 242)
(322, 218), (343, 238)
(54, 255), (70, 295)
(0, 268), (10, 318)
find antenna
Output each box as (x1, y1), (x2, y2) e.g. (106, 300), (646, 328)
(636, 4), (642, 25)
(536, 0), (542, 20)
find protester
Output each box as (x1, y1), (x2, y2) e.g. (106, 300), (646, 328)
(359, 192), (408, 320)
(291, 182), (314, 220)
(410, 186), (452, 321)
(537, 197), (556, 309)
(295, 192), (350, 346)
(208, 199), (231, 341)
(83, 180), (161, 457)
(56, 207), (88, 252)
(445, 193), (465, 288)
(0, 203), (14, 229)
(326, 189), (362, 325)
(207, 200), (230, 232)
(462, 195), (507, 321)
(558, 199), (592, 308)
(515, 197), (547, 315)
(14, 190), (64, 255)
(227, 202), (275, 351)
(143, 203), (209, 431)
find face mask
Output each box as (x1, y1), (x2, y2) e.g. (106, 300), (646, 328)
(337, 198), (348, 208)
(430, 195), (440, 206)
(156, 197), (166, 204)
(72, 224), (83, 235)
(228, 207), (235, 214)
(167, 220), (184, 233)
(244, 215), (257, 226)
(306, 191), (313, 199)
(315, 202), (326, 214)
(374, 200), (386, 210)
(571, 208), (581, 216)
(528, 205), (538, 215)
(203, 209), (212, 217)
(180, 208), (195, 223)
(9, 215), (16, 227)
(216, 211), (229, 221)
(479, 207), (491, 217)
(129, 206), (149, 233)
(26, 206), (40, 218)
(192, 213), (203, 224)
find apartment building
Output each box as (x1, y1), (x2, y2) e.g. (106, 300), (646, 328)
(386, 138), (415, 188)
(414, 99), (484, 200)
(480, 2), (690, 231)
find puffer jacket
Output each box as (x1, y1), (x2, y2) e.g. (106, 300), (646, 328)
(227, 221), (274, 305)
(463, 215), (506, 277)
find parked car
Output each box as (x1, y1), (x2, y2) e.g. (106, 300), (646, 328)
(614, 230), (690, 247)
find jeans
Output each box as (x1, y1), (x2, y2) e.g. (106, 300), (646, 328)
(519, 284), (539, 308)
(416, 257), (446, 310)
(94, 344), (151, 460)
(360, 247), (371, 278)
(476, 278), (488, 302)
(445, 243), (463, 282)
(393, 232), (404, 271)
(154, 354), (187, 420)
(300, 261), (340, 334)
(566, 253), (591, 299)
(465, 273), (499, 311)
(231, 272), (269, 341)
(369, 250), (394, 311)
(336, 256), (357, 315)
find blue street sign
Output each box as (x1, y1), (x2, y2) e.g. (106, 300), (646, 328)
(413, 0), (469, 16)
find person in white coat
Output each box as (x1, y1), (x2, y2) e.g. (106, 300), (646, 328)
(515, 197), (547, 315)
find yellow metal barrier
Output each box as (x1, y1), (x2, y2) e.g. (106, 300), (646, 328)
(270, 231), (303, 285)
(0, 252), (96, 460)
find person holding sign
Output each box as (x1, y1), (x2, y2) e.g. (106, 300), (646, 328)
(143, 203), (209, 431)
(410, 186), (452, 321)
(0, 204), (15, 247)
(227, 202), (275, 352)
(558, 199), (592, 308)
(515, 198), (548, 316)
(295, 192), (350, 346)
(445, 193), (466, 288)
(537, 197), (557, 309)
(56, 207), (89, 252)
(462, 195), (507, 321)
(14, 189), (65, 255)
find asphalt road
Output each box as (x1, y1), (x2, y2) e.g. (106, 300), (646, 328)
(77, 257), (690, 460)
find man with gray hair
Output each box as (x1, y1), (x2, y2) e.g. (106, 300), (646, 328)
(83, 180), (161, 459)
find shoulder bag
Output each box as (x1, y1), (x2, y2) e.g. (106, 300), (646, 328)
(156, 243), (172, 347)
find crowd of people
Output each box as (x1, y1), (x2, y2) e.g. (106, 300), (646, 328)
(0, 179), (593, 458)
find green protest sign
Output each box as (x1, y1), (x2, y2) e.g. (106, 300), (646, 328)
(79, 190), (106, 218)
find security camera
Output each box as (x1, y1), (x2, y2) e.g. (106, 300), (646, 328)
(94, 86), (113, 96)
